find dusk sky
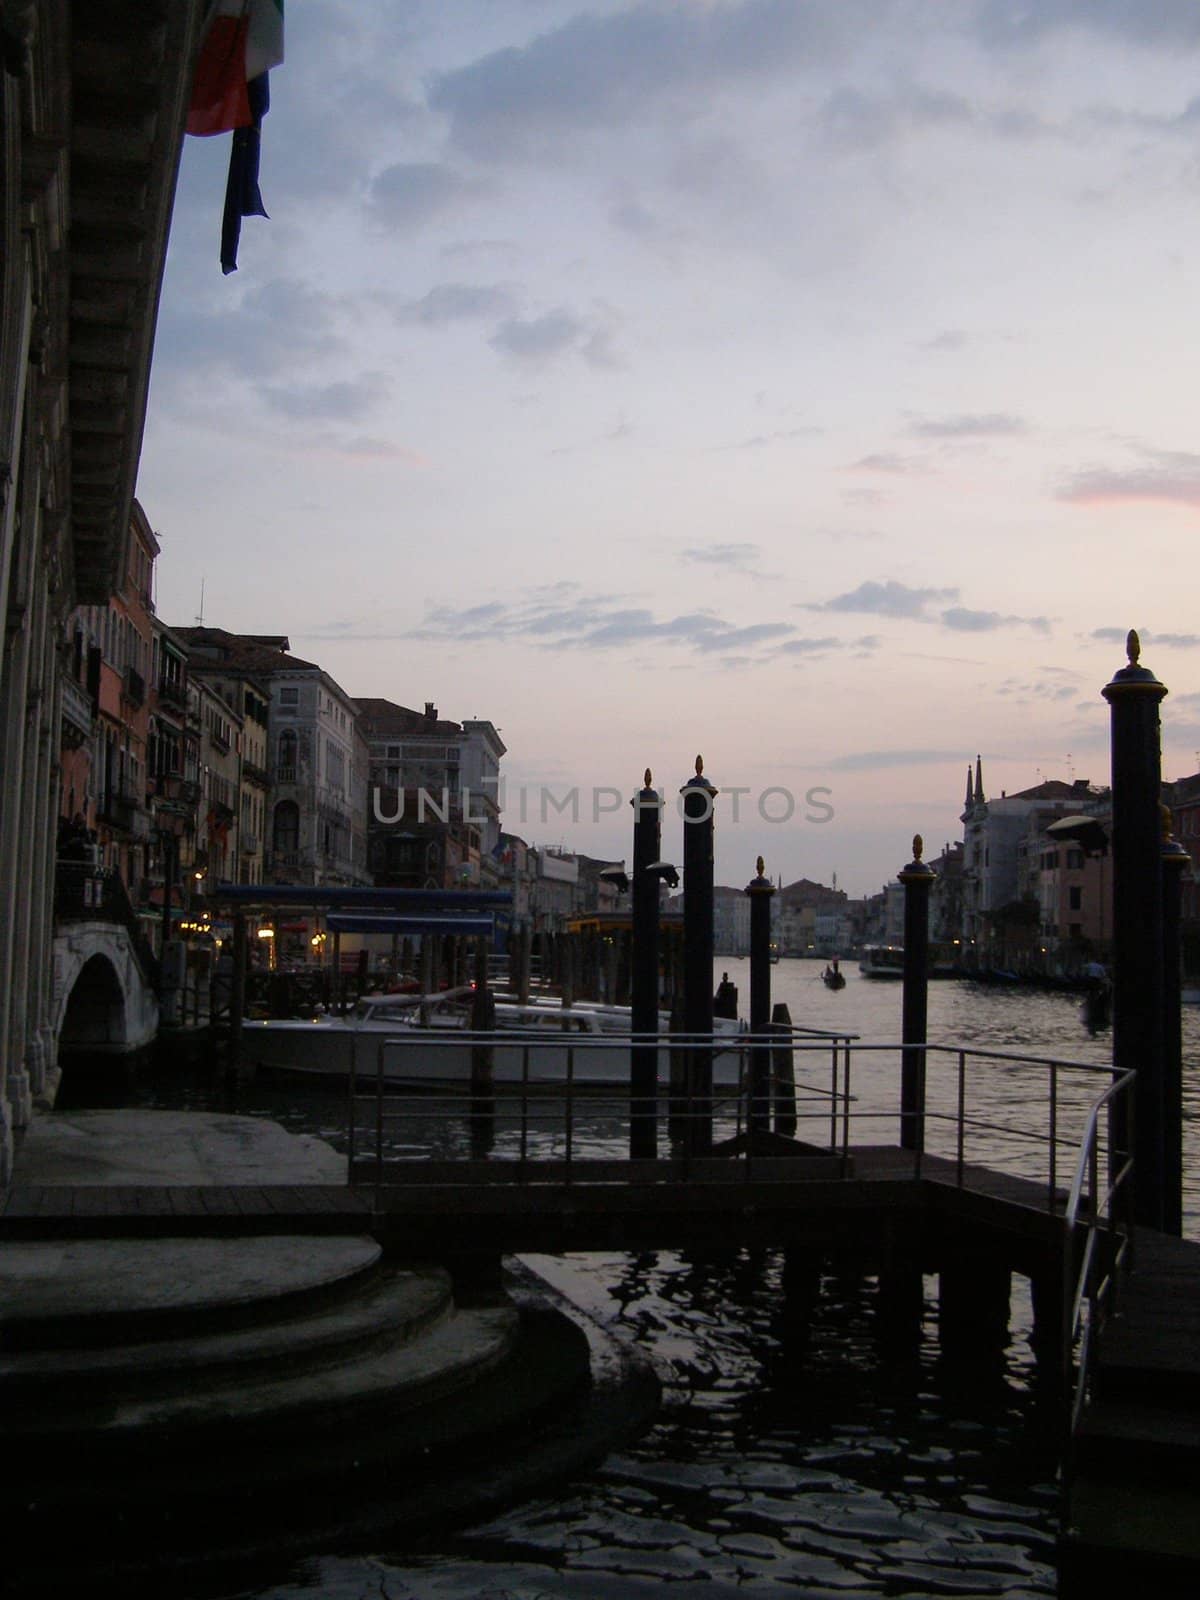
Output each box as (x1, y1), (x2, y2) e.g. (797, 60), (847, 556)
(138, 0), (1200, 896)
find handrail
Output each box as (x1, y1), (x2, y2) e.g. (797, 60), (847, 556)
(1061, 1068), (1137, 1434)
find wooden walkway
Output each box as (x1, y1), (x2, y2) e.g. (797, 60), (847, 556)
(0, 1147), (1067, 1265)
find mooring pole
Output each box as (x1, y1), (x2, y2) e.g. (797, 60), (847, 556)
(470, 935), (495, 1157)
(1162, 806), (1188, 1238)
(229, 910), (247, 1070)
(746, 856), (774, 1134)
(899, 835), (935, 1154)
(1102, 631), (1168, 1231)
(631, 768), (662, 1160)
(681, 756), (717, 1156)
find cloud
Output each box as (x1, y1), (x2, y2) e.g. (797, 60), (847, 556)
(1091, 627), (1200, 649)
(396, 283), (519, 325)
(826, 749), (966, 773)
(810, 580), (959, 619)
(942, 606), (1050, 634)
(1059, 451), (1200, 509)
(974, 0), (1200, 50)
(398, 585), (816, 657)
(921, 329), (970, 352)
(818, 84), (974, 152)
(847, 452), (924, 474)
(258, 371), (389, 421)
(368, 162), (478, 231)
(489, 307), (624, 368)
(428, 1), (867, 159)
(681, 542), (777, 578)
(155, 278), (341, 382)
(910, 413), (1029, 439)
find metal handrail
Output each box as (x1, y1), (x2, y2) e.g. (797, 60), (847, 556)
(1061, 1068), (1137, 1434)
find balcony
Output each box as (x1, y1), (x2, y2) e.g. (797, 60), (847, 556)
(60, 676), (93, 748)
(240, 832), (260, 856)
(242, 760), (269, 787)
(123, 665), (145, 707)
(276, 764), (297, 783)
(99, 791), (140, 832)
(157, 675), (187, 712)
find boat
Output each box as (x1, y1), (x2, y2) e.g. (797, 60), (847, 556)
(822, 963), (846, 991)
(243, 990), (749, 1091)
(858, 945), (904, 979)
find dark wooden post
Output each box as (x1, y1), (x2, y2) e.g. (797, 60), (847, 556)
(229, 910), (247, 1069)
(770, 1000), (797, 1137)
(681, 756), (717, 1157)
(1102, 630), (1168, 1231)
(631, 769), (662, 1160)
(899, 835), (935, 1153)
(746, 856), (774, 1134)
(1162, 806), (1188, 1238)
(470, 935), (495, 1156)
(518, 922), (532, 1003)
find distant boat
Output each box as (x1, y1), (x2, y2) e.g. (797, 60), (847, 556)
(822, 963), (846, 990)
(859, 945), (904, 979)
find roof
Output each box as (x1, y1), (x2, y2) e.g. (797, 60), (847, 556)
(354, 697), (463, 738)
(171, 627), (324, 675)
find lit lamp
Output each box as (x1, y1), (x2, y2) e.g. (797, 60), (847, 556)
(258, 925), (276, 972)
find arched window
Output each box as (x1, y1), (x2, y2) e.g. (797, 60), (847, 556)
(277, 729), (297, 779)
(273, 800), (300, 860)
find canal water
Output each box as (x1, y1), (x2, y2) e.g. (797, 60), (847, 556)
(59, 963), (1200, 1600)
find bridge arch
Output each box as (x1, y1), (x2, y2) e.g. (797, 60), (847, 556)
(53, 926), (158, 1058)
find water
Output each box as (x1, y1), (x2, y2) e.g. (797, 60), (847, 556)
(60, 962), (1200, 1599)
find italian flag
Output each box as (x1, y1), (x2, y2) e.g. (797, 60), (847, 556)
(188, 0), (284, 137)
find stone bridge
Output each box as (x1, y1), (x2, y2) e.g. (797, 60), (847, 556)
(50, 866), (160, 1075)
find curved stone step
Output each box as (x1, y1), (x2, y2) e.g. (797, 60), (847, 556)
(0, 1234), (382, 1349)
(12, 1301), (521, 1463)
(1, 1263), (452, 1404)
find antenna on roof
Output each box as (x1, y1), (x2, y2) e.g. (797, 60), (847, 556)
(196, 576), (206, 627)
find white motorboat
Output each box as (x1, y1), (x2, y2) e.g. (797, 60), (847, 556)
(243, 989), (748, 1091)
(858, 944), (904, 979)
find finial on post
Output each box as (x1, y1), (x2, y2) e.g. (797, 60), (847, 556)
(913, 834), (923, 862)
(756, 855), (764, 877)
(1128, 629), (1141, 667)
(695, 755), (704, 777)
(644, 767), (652, 789)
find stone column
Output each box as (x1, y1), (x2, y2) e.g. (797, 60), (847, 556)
(899, 835), (935, 1154)
(745, 856), (775, 1133)
(630, 768), (662, 1159)
(680, 756), (717, 1156)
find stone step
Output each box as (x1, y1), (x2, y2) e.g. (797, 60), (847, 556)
(11, 1299), (521, 1466)
(2, 1262), (452, 1405)
(1061, 1475), (1200, 1594)
(0, 1233), (383, 1349)
(1073, 1397), (1200, 1478)
(12, 1300), (626, 1585)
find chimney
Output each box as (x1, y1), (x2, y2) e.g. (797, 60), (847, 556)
(424, 701), (437, 722)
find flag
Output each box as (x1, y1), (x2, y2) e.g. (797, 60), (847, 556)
(187, 2), (284, 272)
(188, 2), (284, 136)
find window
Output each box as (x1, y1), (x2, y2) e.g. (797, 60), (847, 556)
(277, 729), (297, 778)
(1069, 887), (1082, 911)
(273, 801), (299, 856)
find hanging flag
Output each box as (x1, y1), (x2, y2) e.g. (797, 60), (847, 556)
(187, 2), (284, 269)
(221, 72), (270, 274)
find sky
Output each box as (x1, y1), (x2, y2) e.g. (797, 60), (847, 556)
(137, 0), (1200, 897)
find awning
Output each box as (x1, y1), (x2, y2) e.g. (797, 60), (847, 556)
(325, 913), (495, 937)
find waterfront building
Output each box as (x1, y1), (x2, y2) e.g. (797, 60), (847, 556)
(960, 759), (1109, 959)
(777, 877), (849, 956)
(0, 2), (206, 1175)
(173, 630), (368, 890)
(530, 849), (579, 932)
(358, 698), (505, 890)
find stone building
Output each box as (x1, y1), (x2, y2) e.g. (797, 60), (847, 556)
(0, 2), (206, 1177)
(173, 629), (369, 890)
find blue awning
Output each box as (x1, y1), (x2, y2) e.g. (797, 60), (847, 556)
(324, 913), (494, 937)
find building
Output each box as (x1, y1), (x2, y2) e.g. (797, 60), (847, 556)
(0, 1), (207, 1176)
(172, 630), (369, 889)
(357, 698), (505, 890)
(960, 758), (1109, 959)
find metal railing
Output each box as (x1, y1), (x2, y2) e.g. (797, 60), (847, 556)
(1061, 1068), (1136, 1433)
(345, 1028), (1119, 1203)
